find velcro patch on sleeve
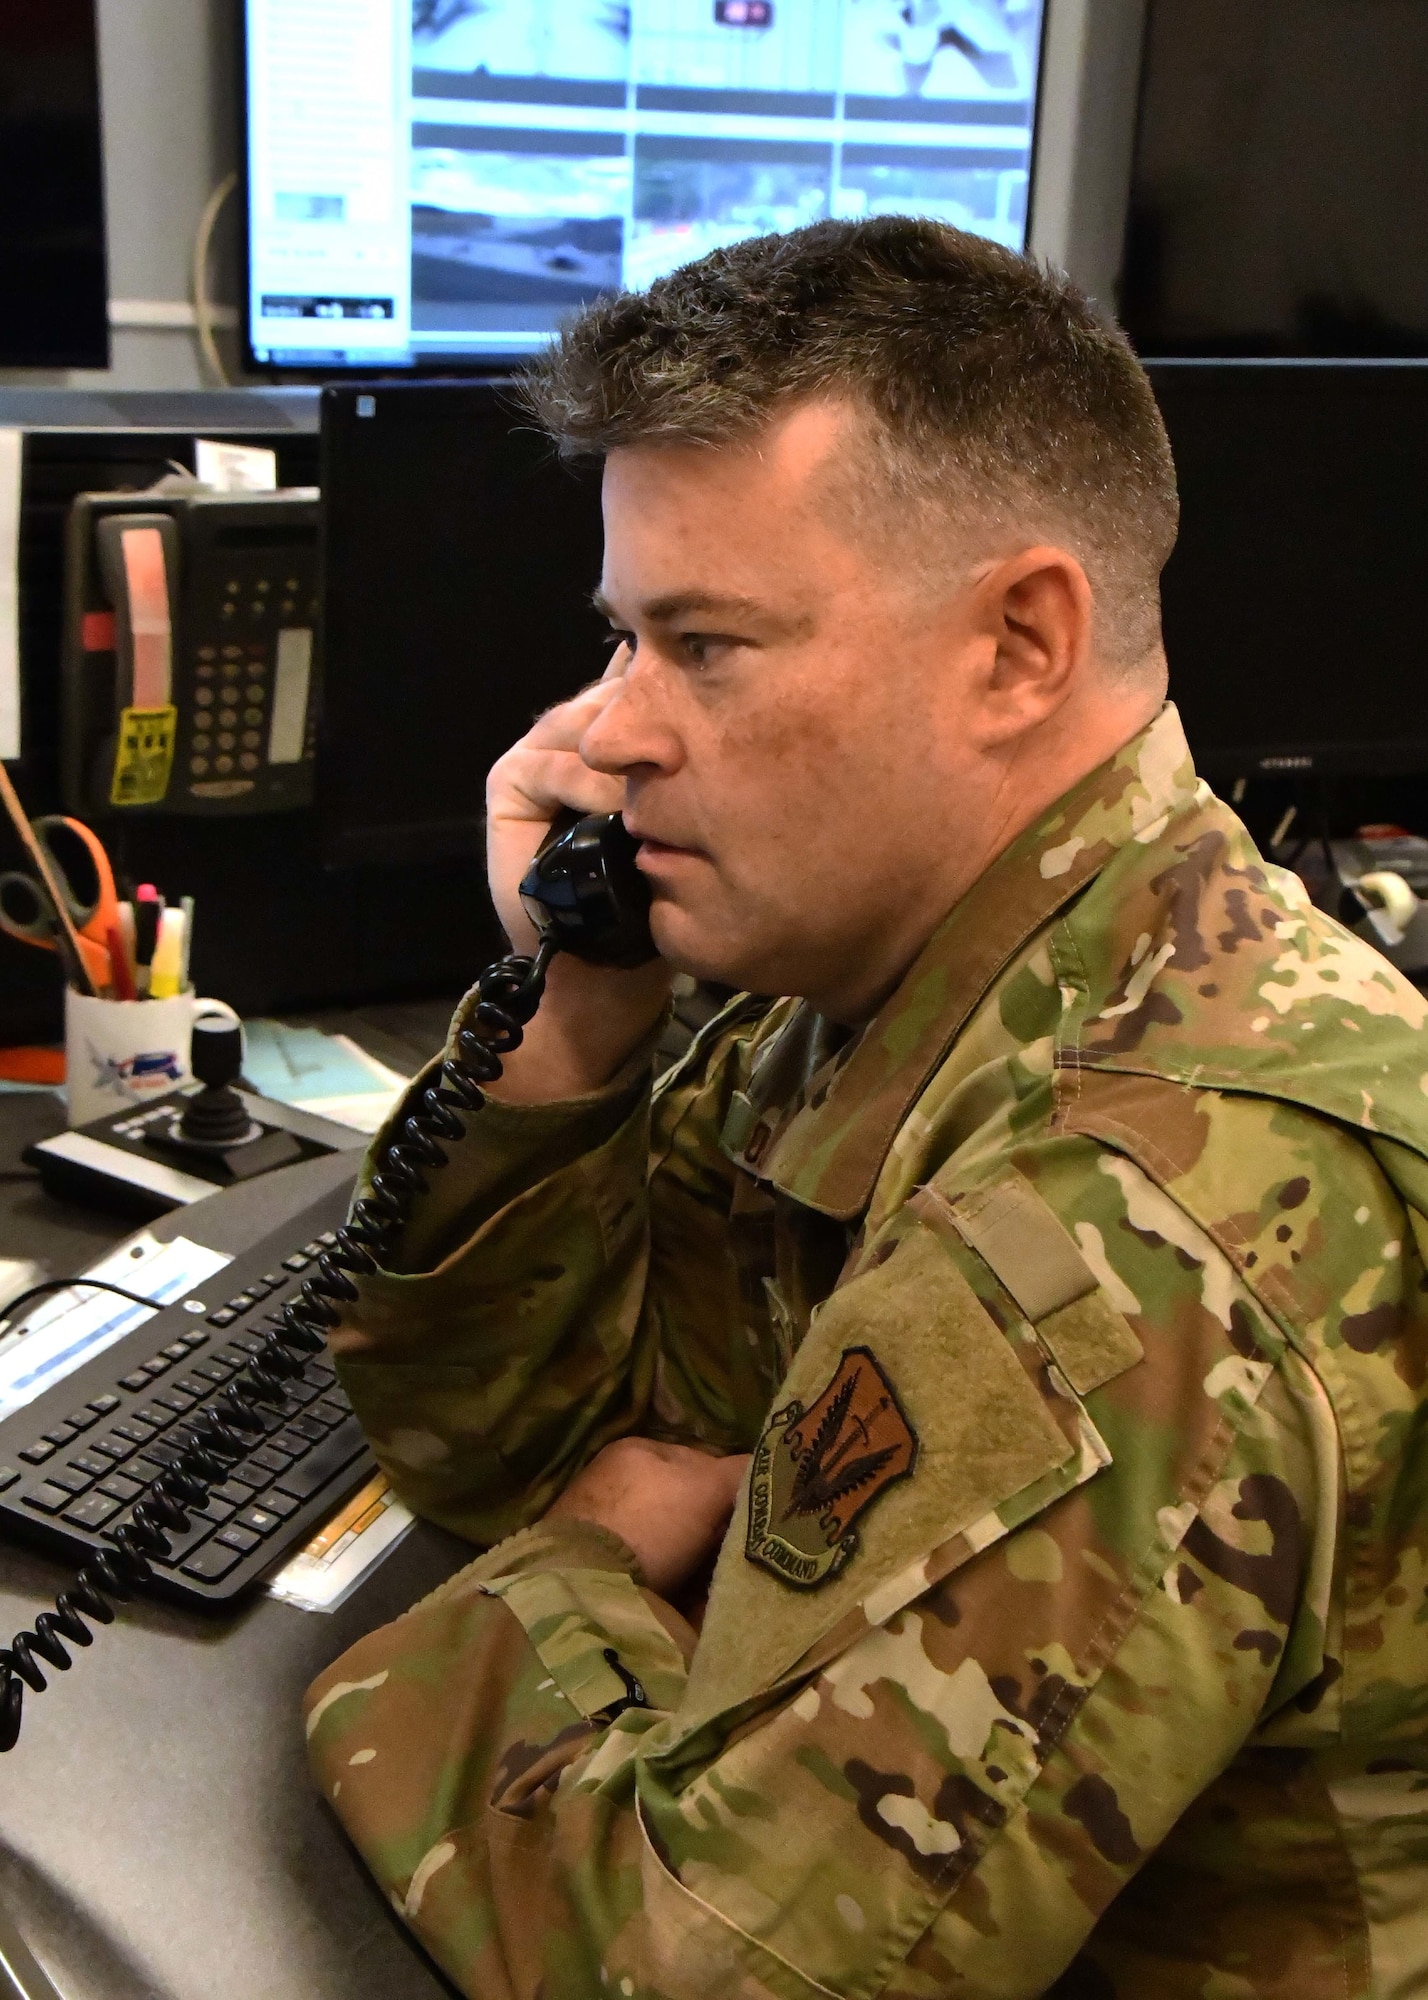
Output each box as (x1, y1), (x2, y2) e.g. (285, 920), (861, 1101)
(917, 1169), (1144, 1395)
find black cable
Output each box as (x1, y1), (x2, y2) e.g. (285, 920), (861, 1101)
(0, 1278), (163, 1331)
(0, 942), (554, 1752)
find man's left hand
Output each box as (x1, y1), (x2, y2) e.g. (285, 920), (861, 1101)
(545, 1437), (750, 1601)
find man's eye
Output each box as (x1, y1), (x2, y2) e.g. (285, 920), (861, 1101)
(605, 630), (634, 656)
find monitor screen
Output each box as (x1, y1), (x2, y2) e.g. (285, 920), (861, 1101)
(0, 0), (109, 370)
(1150, 361), (1428, 778)
(1122, 0), (1428, 358)
(318, 381), (608, 865)
(244, 0), (1047, 374)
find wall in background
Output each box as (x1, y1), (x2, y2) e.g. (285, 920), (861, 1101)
(0, 0), (1146, 395)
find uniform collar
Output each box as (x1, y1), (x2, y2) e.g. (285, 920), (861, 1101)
(722, 704), (1200, 1220)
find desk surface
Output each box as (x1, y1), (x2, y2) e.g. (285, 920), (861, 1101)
(0, 1066), (471, 2000)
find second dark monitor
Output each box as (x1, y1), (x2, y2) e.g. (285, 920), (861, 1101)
(318, 382), (608, 867)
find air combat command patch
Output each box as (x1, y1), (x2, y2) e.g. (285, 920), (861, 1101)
(745, 1346), (918, 1587)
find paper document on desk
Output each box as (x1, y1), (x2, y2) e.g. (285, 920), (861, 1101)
(268, 1470), (414, 1613)
(242, 1021), (410, 1134)
(0, 1233), (232, 1422)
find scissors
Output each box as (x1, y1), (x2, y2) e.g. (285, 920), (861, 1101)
(0, 815), (120, 993)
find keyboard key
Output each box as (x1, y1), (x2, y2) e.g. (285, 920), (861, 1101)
(212, 1480), (254, 1508)
(261, 1272), (284, 1289)
(249, 1444), (293, 1474)
(274, 1417), (365, 1502)
(65, 1492), (121, 1531)
(285, 1414), (329, 1443)
(19, 1441), (56, 1465)
(97, 1473), (145, 1504)
(72, 1452), (110, 1478)
(46, 1465), (94, 1496)
(23, 1482), (71, 1514)
(181, 1542), (242, 1582)
(303, 1360), (335, 1388)
(272, 1429), (311, 1459)
(192, 1494), (236, 1526)
(217, 1348), (252, 1370)
(42, 1423), (77, 1448)
(317, 1231), (338, 1247)
(141, 1356), (172, 1377)
(0, 1467), (19, 1492)
(281, 1253), (311, 1272)
(206, 1308), (238, 1328)
(113, 1419), (157, 1446)
(256, 1487), (298, 1519)
(226, 1293), (257, 1312)
(90, 1435), (132, 1462)
(115, 1459), (154, 1488)
(191, 1359), (236, 1385)
(226, 1461), (272, 1493)
(174, 1375), (209, 1399)
(87, 1393), (120, 1415)
(64, 1408), (99, 1432)
(149, 1516), (217, 1568)
(154, 1389), (196, 1415)
(312, 1398), (349, 1429)
(136, 1440), (184, 1470)
(162, 1341), (191, 1362)
(216, 1524), (260, 1555)
(119, 1371), (151, 1393)
(301, 1240), (325, 1258)
(227, 1332), (265, 1356)
(235, 1505), (282, 1536)
(178, 1329), (209, 1348)
(134, 1404), (173, 1431)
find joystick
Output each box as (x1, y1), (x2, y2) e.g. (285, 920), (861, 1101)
(177, 1015), (259, 1147)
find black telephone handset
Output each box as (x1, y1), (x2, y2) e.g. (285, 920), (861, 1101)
(519, 810), (657, 967)
(0, 815), (660, 1749)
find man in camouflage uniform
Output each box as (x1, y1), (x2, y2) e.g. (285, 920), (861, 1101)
(304, 219), (1428, 1997)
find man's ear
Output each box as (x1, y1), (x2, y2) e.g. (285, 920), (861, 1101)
(968, 545), (1094, 748)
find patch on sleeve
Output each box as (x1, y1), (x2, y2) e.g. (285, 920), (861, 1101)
(746, 1346), (917, 1588)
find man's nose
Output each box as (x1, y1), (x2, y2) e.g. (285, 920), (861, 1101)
(579, 669), (683, 779)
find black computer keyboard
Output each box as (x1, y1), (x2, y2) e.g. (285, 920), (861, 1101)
(0, 1182), (375, 1608)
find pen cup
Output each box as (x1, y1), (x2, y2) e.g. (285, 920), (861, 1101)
(64, 987), (240, 1128)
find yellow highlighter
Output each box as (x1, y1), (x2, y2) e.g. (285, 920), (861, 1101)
(147, 905), (187, 998)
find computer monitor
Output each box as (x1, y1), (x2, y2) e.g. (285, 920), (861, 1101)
(243, 0), (1047, 375)
(1149, 361), (1428, 779)
(317, 381), (608, 865)
(0, 0), (109, 369)
(1122, 0), (1428, 358)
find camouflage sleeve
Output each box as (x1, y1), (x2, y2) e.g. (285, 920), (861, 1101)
(305, 1133), (1341, 1999)
(330, 991), (762, 1544)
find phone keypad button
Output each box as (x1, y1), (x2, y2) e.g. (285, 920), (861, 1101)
(197, 645), (216, 660)
(222, 645), (242, 659)
(195, 687), (214, 707)
(217, 732), (236, 751)
(218, 708), (238, 726)
(196, 662), (215, 680)
(190, 757), (209, 776)
(245, 685), (265, 702)
(192, 732), (211, 751)
(215, 755), (234, 774)
(239, 752), (260, 772)
(241, 729), (261, 748)
(221, 661), (241, 679)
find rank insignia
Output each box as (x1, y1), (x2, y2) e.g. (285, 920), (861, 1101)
(746, 1347), (918, 1588)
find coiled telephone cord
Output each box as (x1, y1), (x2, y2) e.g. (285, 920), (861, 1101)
(0, 944), (553, 1751)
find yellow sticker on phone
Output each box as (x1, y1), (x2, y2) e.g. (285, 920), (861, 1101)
(109, 703), (177, 807)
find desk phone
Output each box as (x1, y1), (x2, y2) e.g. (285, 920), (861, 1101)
(60, 488), (320, 818)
